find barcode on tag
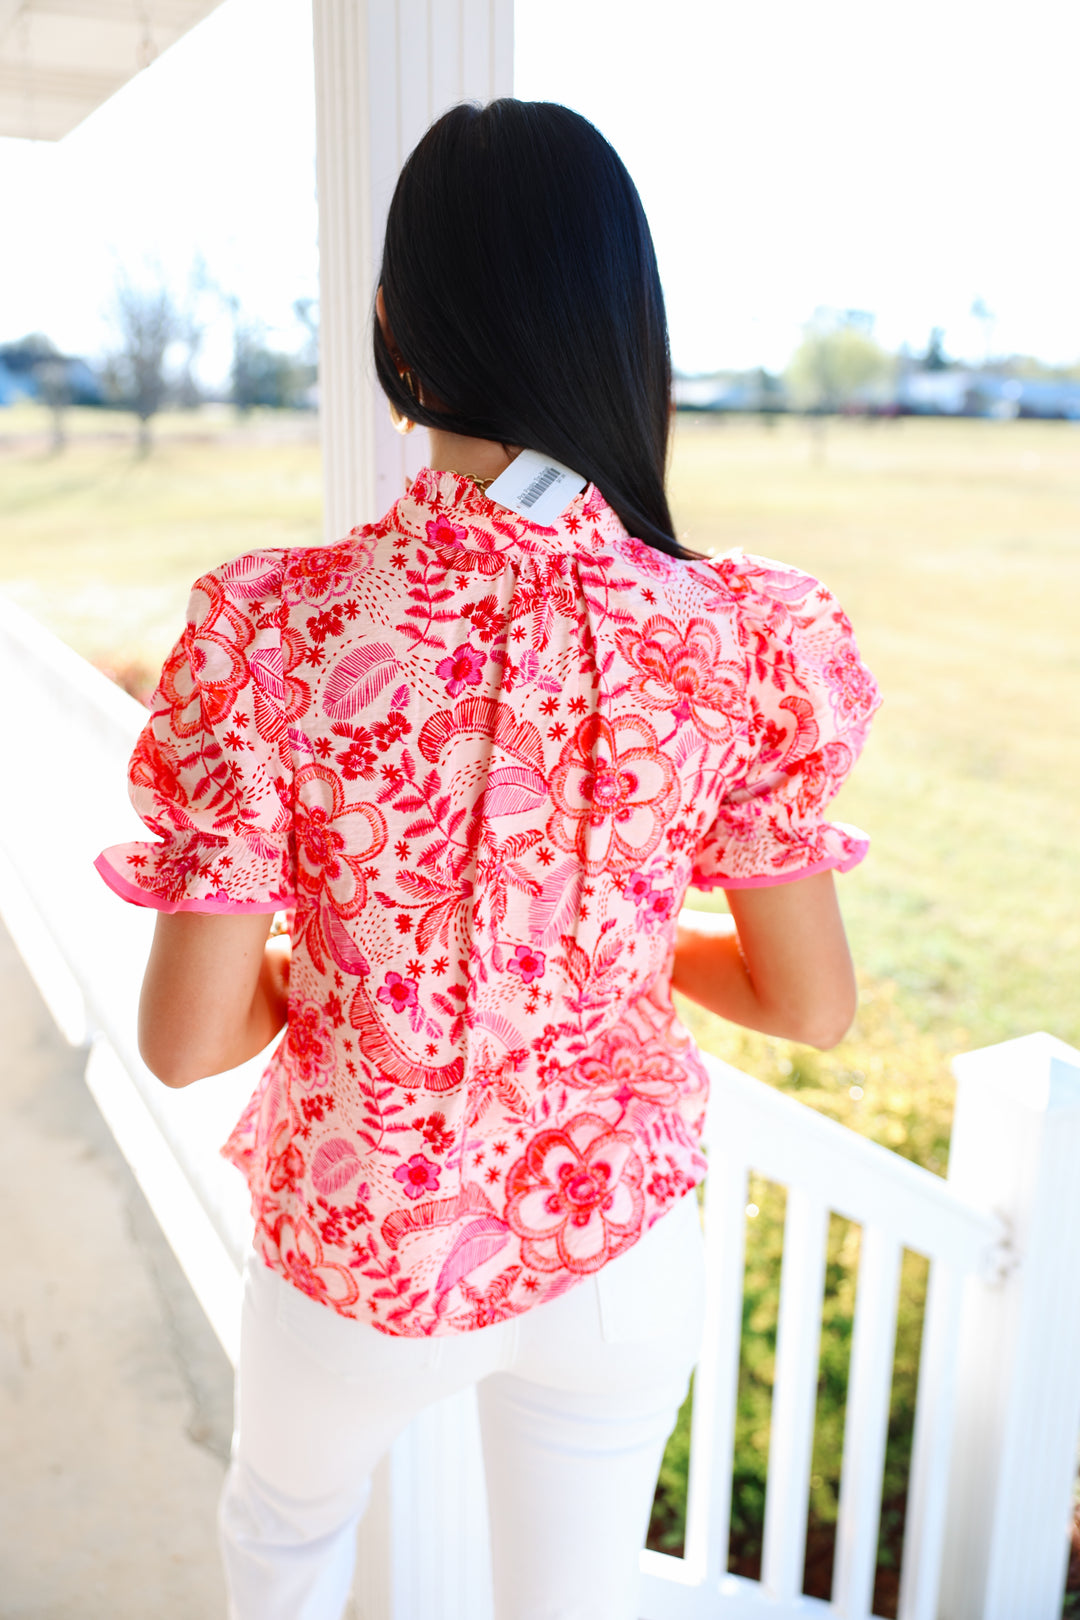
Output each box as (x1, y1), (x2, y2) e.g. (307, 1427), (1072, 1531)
(485, 448), (587, 526)
(519, 464), (561, 509)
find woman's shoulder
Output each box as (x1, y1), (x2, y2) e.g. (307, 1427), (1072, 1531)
(188, 525), (385, 622)
(692, 548), (838, 618)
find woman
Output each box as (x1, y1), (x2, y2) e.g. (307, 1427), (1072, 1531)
(97, 100), (878, 1620)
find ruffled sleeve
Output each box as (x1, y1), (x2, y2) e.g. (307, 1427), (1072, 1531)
(691, 554), (880, 890)
(95, 551), (296, 913)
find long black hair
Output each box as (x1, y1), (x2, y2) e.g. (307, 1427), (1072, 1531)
(375, 99), (691, 560)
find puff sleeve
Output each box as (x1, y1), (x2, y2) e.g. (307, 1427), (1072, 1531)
(690, 555), (880, 890)
(95, 551), (296, 913)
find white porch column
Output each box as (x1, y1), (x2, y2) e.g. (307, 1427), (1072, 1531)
(313, 0), (514, 543)
(311, 12), (512, 1614)
(938, 1032), (1080, 1620)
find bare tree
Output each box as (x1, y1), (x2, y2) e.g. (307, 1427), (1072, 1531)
(109, 275), (179, 454)
(35, 357), (72, 454)
(175, 254), (215, 409)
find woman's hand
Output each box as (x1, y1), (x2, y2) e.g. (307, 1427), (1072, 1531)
(671, 871), (856, 1050)
(138, 912), (291, 1088)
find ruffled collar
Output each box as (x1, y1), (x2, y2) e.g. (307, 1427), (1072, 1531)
(406, 465), (612, 542)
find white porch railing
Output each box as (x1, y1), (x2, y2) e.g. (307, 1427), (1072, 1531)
(3, 590), (1080, 1620)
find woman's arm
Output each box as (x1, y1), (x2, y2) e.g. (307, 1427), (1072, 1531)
(138, 912), (290, 1088)
(670, 870), (856, 1049)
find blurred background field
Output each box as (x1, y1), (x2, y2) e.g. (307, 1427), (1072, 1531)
(2, 403), (1077, 1609)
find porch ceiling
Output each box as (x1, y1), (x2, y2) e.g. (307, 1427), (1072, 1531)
(0, 0), (224, 140)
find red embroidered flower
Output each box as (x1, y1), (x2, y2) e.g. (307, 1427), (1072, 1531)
(393, 1153), (441, 1200)
(616, 615), (743, 743)
(286, 1001), (336, 1091)
(159, 573), (254, 739)
(506, 1112), (644, 1273)
(466, 594), (504, 643)
(263, 1213), (360, 1307)
(435, 642), (486, 697)
(294, 763), (386, 920)
(428, 510), (511, 575)
(547, 714), (680, 875)
(284, 536), (373, 604)
(506, 945), (545, 985)
(377, 971), (418, 1014)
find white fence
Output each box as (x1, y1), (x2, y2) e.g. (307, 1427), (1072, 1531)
(3, 591), (1080, 1620)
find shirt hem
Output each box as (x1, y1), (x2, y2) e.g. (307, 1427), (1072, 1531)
(94, 852), (294, 915)
(693, 838), (869, 892)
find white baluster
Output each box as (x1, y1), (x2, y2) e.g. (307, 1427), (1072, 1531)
(761, 1188), (830, 1599)
(684, 1150), (749, 1585)
(939, 1033), (1080, 1620)
(832, 1225), (902, 1617)
(896, 1259), (965, 1620)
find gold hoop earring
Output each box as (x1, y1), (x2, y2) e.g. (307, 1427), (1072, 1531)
(389, 367), (417, 436)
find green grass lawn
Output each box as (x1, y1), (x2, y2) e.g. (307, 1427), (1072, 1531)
(3, 402), (1077, 1609)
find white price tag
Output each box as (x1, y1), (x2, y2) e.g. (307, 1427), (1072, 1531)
(485, 448), (587, 526)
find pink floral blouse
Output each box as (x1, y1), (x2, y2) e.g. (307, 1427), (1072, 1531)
(97, 468), (879, 1336)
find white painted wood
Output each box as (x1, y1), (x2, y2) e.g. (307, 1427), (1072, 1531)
(0, 592), (260, 1273)
(761, 1190), (829, 1600)
(939, 1034), (1080, 1620)
(313, 0), (514, 543)
(832, 1225), (902, 1618)
(896, 1260), (965, 1620)
(312, 8), (512, 1612)
(0, 2), (225, 140)
(682, 1150), (749, 1586)
(707, 1055), (1001, 1275)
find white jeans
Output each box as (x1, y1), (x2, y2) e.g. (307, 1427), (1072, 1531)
(219, 1190), (706, 1620)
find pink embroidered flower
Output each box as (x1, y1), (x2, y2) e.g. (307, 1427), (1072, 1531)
(378, 971), (418, 1014)
(547, 714), (680, 875)
(824, 642), (880, 725)
(571, 1029), (686, 1106)
(506, 944), (545, 985)
(393, 1153), (441, 1200)
(623, 871), (653, 904)
(435, 642), (486, 697)
(647, 890), (675, 923)
(506, 1112), (644, 1273)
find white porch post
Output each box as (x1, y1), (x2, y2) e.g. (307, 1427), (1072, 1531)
(938, 1032), (1080, 1620)
(311, 8), (512, 1614)
(313, 0), (514, 544)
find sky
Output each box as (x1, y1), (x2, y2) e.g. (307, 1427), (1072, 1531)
(2, 0), (1078, 381)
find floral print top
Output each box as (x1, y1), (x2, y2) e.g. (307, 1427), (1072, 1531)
(96, 468), (879, 1336)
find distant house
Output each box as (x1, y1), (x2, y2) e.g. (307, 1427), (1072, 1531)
(1012, 378), (1080, 420)
(897, 370), (976, 416)
(673, 371), (786, 413)
(0, 357), (33, 406)
(896, 369), (1080, 420)
(0, 338), (105, 407)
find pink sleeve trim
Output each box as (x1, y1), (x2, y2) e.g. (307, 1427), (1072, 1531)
(693, 837), (869, 893)
(94, 852), (294, 916)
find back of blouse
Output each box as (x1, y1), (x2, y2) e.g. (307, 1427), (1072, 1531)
(97, 467), (879, 1336)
